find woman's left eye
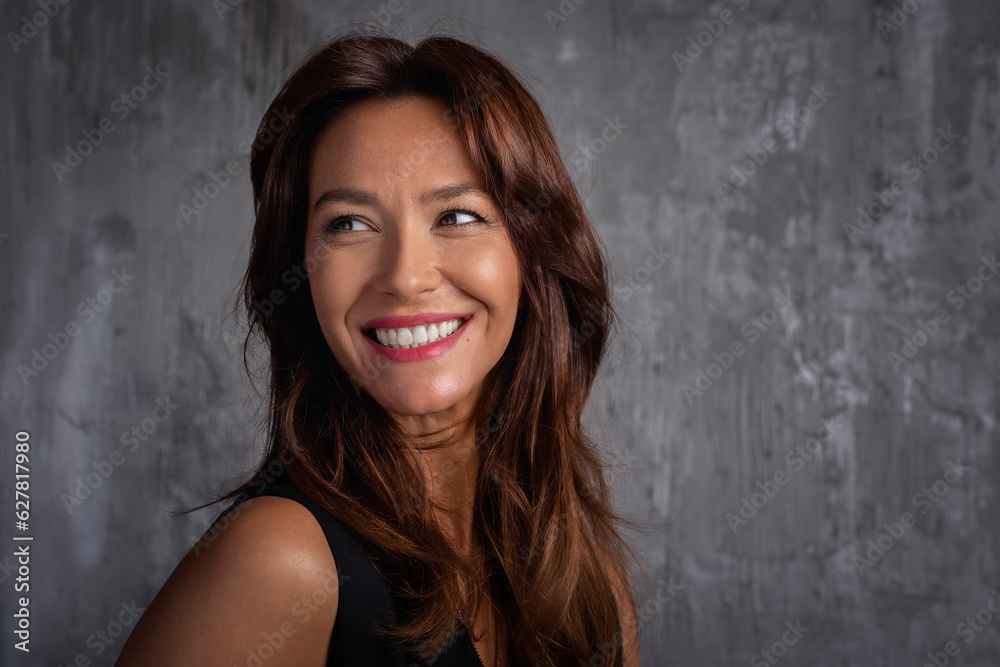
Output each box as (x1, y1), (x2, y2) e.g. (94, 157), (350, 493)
(440, 211), (484, 227)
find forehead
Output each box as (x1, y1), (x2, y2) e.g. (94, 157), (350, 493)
(308, 96), (481, 196)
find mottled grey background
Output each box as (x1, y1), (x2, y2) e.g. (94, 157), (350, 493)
(1, 0), (998, 665)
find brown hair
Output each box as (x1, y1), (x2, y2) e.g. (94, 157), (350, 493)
(226, 28), (641, 665)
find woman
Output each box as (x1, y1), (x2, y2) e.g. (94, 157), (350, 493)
(118, 30), (641, 667)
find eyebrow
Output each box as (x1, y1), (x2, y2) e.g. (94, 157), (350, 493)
(311, 182), (488, 214)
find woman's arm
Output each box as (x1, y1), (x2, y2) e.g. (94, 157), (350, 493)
(116, 496), (339, 666)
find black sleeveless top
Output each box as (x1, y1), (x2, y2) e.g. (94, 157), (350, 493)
(207, 471), (485, 667)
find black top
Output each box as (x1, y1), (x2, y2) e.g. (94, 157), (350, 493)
(206, 471), (485, 667)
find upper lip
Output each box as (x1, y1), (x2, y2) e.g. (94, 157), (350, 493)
(361, 312), (472, 329)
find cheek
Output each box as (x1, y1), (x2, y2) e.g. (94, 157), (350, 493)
(452, 242), (522, 317)
(489, 242), (522, 304)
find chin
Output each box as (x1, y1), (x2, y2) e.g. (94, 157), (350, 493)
(368, 381), (474, 419)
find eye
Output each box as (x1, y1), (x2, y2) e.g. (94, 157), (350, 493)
(440, 209), (487, 227)
(324, 216), (371, 233)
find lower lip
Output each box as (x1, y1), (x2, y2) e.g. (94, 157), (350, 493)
(363, 317), (471, 362)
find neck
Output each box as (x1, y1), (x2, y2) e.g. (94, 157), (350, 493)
(412, 423), (481, 557)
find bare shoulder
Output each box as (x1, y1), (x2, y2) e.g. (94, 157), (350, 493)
(117, 495), (339, 666)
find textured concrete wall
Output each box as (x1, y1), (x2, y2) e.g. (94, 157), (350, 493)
(1, 0), (998, 664)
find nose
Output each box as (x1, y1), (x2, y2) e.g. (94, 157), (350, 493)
(372, 219), (441, 300)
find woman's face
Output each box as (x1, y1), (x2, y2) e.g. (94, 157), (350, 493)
(305, 96), (522, 430)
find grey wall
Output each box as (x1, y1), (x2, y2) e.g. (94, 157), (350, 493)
(1, 0), (998, 665)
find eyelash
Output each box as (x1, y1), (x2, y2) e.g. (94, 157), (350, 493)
(322, 207), (490, 234)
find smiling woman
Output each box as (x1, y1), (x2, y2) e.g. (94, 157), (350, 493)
(117, 30), (641, 667)
(306, 96), (522, 426)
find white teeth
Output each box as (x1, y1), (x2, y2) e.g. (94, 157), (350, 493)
(371, 318), (465, 350)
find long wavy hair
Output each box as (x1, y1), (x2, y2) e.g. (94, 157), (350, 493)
(220, 28), (641, 666)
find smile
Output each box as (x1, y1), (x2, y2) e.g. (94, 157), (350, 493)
(365, 317), (469, 350)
